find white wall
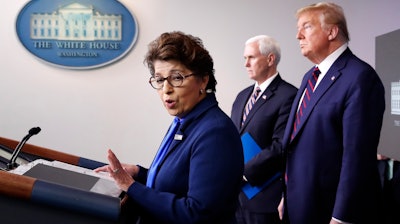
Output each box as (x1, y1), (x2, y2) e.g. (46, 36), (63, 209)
(1, 0), (399, 166)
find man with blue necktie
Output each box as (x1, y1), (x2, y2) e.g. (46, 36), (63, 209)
(231, 35), (297, 224)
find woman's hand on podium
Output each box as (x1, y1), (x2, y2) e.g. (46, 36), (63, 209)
(94, 149), (136, 192)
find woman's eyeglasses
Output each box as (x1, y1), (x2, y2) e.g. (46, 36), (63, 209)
(149, 73), (194, 90)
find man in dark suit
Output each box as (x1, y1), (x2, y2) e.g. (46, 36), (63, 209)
(389, 160), (400, 223)
(280, 2), (385, 223)
(377, 154), (400, 224)
(231, 35), (297, 224)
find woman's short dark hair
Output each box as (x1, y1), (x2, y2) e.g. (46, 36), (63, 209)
(144, 31), (217, 92)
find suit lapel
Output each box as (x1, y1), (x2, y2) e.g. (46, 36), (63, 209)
(159, 123), (185, 166)
(240, 75), (282, 131)
(289, 49), (351, 142)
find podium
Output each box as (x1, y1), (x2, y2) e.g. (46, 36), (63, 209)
(0, 136), (131, 224)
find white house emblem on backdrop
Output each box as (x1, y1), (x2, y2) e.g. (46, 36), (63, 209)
(16, 0), (138, 69)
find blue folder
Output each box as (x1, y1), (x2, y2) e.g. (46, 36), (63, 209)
(241, 132), (281, 199)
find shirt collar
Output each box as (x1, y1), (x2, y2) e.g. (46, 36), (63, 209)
(255, 72), (278, 93)
(176, 93), (218, 130)
(317, 43), (348, 74)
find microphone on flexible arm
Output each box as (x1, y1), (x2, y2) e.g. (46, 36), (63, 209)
(7, 127), (41, 170)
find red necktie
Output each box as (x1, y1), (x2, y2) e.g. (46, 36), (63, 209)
(242, 87), (261, 127)
(291, 67), (320, 140)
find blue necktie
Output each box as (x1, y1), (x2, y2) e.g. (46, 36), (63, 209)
(146, 117), (181, 188)
(242, 87), (261, 127)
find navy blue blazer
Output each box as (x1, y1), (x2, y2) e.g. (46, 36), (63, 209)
(231, 74), (297, 213)
(126, 93), (244, 224)
(283, 48), (385, 223)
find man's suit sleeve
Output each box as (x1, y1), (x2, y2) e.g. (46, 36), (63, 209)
(332, 65), (385, 221)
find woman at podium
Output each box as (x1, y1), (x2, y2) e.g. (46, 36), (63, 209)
(95, 31), (244, 224)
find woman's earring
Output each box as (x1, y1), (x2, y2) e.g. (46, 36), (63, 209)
(200, 89), (204, 94)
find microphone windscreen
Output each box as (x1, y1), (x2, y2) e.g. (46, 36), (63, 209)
(29, 127), (41, 135)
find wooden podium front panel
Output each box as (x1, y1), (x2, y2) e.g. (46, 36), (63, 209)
(0, 194), (120, 224)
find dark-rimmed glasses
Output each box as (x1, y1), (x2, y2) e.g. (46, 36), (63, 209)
(149, 73), (194, 90)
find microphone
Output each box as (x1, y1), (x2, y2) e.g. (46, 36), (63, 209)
(7, 127), (41, 170)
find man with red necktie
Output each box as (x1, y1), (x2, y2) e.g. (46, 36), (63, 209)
(279, 2), (385, 224)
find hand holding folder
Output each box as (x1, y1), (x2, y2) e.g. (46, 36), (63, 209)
(241, 132), (281, 199)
